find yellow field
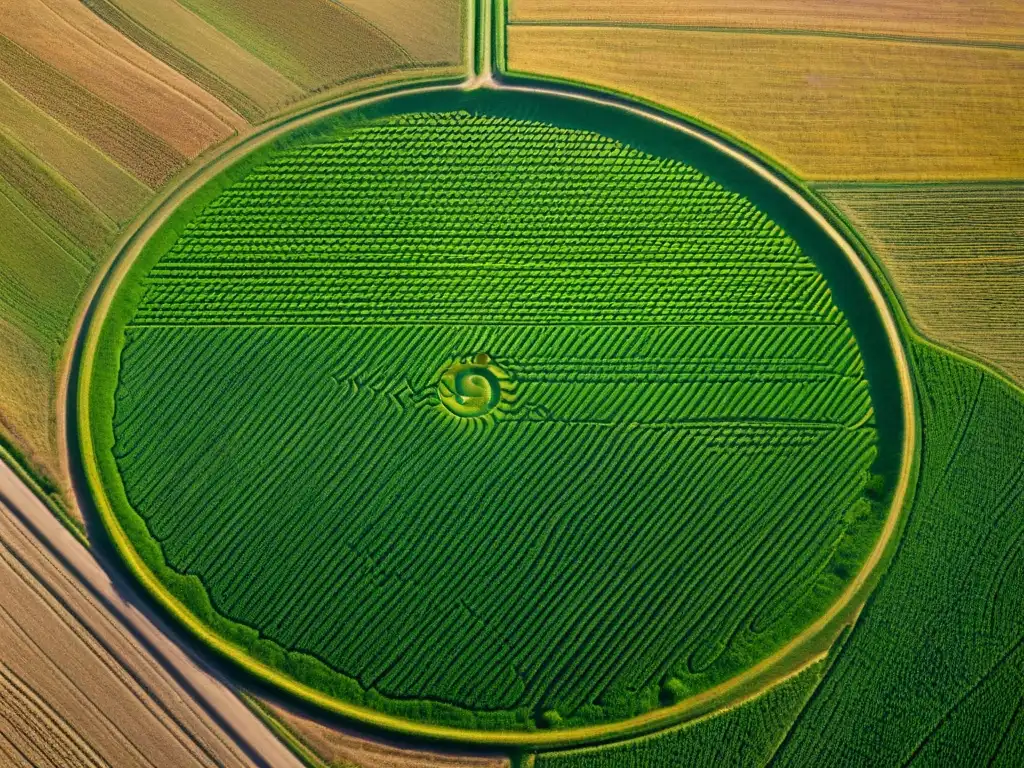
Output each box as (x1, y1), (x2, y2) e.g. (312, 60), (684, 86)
(820, 183), (1024, 386)
(509, 0), (1024, 45)
(506, 27), (1024, 180)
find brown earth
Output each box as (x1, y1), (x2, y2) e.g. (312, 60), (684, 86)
(262, 699), (510, 768)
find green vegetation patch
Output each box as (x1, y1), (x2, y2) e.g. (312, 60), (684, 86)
(89, 101), (888, 732)
(535, 655), (828, 767)
(772, 341), (1024, 766)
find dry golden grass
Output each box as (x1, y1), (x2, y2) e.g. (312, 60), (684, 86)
(341, 0), (464, 66)
(820, 183), (1024, 386)
(507, 27), (1024, 180)
(0, 496), (252, 767)
(87, 0), (303, 120)
(0, 0), (242, 158)
(176, 0), (412, 92)
(0, 35), (189, 187)
(0, 79), (148, 224)
(509, 0), (1024, 46)
(263, 700), (510, 768)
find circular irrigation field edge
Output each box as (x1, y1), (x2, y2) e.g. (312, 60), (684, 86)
(74, 82), (917, 749)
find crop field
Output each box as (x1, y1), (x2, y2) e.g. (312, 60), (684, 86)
(767, 340), (1024, 766)
(1, 0), (1022, 765)
(0, 0), (466, 512)
(342, 0), (466, 66)
(0, 78), (148, 226)
(535, 655), (826, 767)
(83, 98), (893, 734)
(0, 0), (242, 161)
(528, 337), (1024, 764)
(81, 0), (305, 122)
(0, 490), (254, 767)
(508, 0), (1024, 45)
(505, 28), (1024, 180)
(818, 183), (1024, 387)
(173, 0), (417, 92)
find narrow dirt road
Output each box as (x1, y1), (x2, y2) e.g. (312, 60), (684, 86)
(0, 460), (303, 768)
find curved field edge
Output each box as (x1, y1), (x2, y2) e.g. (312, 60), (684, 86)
(531, 648), (834, 767)
(767, 336), (1024, 766)
(74, 85), (917, 748)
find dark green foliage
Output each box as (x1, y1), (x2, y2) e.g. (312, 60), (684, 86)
(535, 658), (825, 767)
(105, 111), (877, 729)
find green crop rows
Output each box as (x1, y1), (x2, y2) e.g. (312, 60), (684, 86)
(768, 341), (1024, 766)
(101, 111), (881, 731)
(536, 654), (828, 767)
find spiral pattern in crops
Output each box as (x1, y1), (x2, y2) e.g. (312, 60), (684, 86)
(437, 353), (515, 422)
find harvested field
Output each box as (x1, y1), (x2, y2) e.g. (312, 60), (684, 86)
(0, 35), (188, 187)
(83, 0), (303, 121)
(0, 0), (240, 160)
(262, 699), (510, 768)
(508, 0), (1024, 46)
(0, 130), (113, 254)
(341, 0), (465, 65)
(819, 183), (1024, 386)
(0, 495), (256, 767)
(88, 96), (890, 733)
(0, 78), (148, 223)
(506, 27), (1024, 180)
(176, 0), (412, 91)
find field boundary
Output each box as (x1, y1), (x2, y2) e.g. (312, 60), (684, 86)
(504, 20), (1024, 53)
(69, 2), (919, 748)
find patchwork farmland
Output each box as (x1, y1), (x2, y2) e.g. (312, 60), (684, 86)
(0, 0), (1019, 766)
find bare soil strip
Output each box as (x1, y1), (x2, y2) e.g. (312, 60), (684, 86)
(0, 458), (305, 768)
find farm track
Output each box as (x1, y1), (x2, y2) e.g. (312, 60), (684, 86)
(0, 459), (304, 768)
(66, 4), (919, 739)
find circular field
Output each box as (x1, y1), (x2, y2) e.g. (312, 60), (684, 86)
(81, 89), (905, 738)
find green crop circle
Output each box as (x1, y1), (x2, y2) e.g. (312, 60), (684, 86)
(78, 87), (910, 743)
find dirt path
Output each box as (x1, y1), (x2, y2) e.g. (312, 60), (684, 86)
(0, 460), (304, 768)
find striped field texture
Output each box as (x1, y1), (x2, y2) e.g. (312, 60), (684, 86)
(818, 183), (1024, 388)
(771, 342), (1024, 766)
(111, 112), (876, 727)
